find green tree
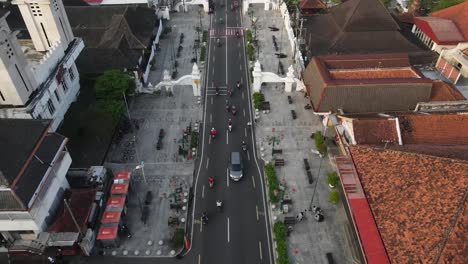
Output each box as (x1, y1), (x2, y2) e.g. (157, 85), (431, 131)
(432, 0), (464, 11)
(94, 70), (134, 100)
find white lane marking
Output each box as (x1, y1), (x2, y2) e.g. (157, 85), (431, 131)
(208, 135), (211, 144)
(243, 108), (246, 117)
(259, 241), (263, 260)
(241, 76), (243, 83)
(227, 217), (230, 243)
(212, 68), (215, 75)
(211, 96), (213, 105)
(252, 175), (256, 188)
(210, 113), (212, 123)
(227, 167), (230, 187)
(202, 185), (205, 199)
(206, 158), (210, 169)
(198, 254), (201, 264)
(247, 151), (251, 161)
(240, 64), (242, 71)
(200, 217), (203, 233)
(242, 91), (244, 100)
(226, 130), (229, 145)
(213, 56), (215, 62)
(244, 127), (247, 137)
(256, 205), (259, 221)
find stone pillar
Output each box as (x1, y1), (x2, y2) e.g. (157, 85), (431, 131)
(192, 63), (201, 96)
(284, 65), (295, 92)
(264, 0), (270, 10)
(252, 60), (262, 93)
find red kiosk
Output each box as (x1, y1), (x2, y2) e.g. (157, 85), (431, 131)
(96, 225), (119, 248)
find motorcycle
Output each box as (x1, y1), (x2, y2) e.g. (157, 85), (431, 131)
(201, 213), (208, 225)
(217, 38), (221, 47)
(236, 81), (241, 89)
(215, 87), (220, 96)
(209, 179), (214, 188)
(216, 200), (223, 212)
(228, 89), (232, 97)
(242, 144), (247, 152)
(228, 124), (232, 132)
(231, 106), (237, 115)
(236, 31), (240, 38)
(210, 129), (216, 139)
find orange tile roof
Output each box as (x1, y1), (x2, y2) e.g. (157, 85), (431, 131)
(352, 119), (399, 144)
(430, 80), (466, 101)
(430, 1), (468, 40)
(299, 0), (325, 9)
(463, 48), (468, 57)
(349, 146), (468, 263)
(329, 68), (421, 80)
(398, 113), (468, 145)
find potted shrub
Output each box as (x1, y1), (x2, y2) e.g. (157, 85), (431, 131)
(327, 172), (339, 188)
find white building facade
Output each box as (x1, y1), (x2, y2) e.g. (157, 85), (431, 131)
(0, 0), (83, 131)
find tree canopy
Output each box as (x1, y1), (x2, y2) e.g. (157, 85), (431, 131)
(94, 70), (135, 100)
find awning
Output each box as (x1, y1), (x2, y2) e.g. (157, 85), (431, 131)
(111, 184), (129, 195)
(113, 171), (131, 184)
(106, 196), (126, 211)
(101, 211), (122, 224)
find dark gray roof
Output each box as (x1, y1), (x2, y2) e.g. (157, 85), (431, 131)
(14, 133), (66, 207)
(302, 0), (423, 56)
(66, 5), (157, 73)
(0, 119), (50, 187)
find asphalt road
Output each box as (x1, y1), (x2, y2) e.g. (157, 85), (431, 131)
(190, 0), (274, 263)
(10, 2), (273, 264)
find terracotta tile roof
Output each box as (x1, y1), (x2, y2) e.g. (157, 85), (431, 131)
(430, 81), (466, 101)
(430, 1), (468, 40)
(299, 0), (325, 9)
(329, 68), (421, 80)
(463, 48), (468, 57)
(385, 144), (468, 161)
(349, 145), (468, 264)
(413, 17), (465, 44)
(398, 113), (468, 145)
(352, 118), (399, 144)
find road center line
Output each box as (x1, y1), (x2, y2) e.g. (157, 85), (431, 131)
(200, 217), (203, 233)
(226, 130), (229, 144)
(259, 241), (263, 260)
(213, 56), (215, 62)
(247, 151), (250, 161)
(206, 158), (210, 169)
(243, 108), (245, 117)
(256, 205), (259, 221)
(244, 127), (247, 137)
(210, 96), (213, 105)
(210, 113), (212, 123)
(227, 217), (230, 243)
(202, 185), (205, 199)
(252, 175), (256, 188)
(242, 91), (244, 100)
(227, 168), (230, 187)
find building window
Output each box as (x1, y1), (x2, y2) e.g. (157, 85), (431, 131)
(68, 67), (75, 81)
(54, 89), (60, 102)
(62, 81), (68, 93)
(0, 90), (5, 101)
(47, 99), (55, 115)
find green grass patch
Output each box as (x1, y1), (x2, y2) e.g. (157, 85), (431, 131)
(253, 92), (263, 110)
(246, 29), (253, 43)
(200, 46), (206, 62)
(327, 172), (339, 187)
(190, 131), (199, 149)
(172, 228), (185, 248)
(265, 164), (279, 203)
(202, 30), (208, 43)
(329, 190), (340, 205)
(273, 222), (290, 264)
(247, 43), (255, 62)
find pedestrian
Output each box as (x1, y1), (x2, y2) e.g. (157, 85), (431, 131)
(296, 212), (303, 222)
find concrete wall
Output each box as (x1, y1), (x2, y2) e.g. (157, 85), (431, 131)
(143, 19), (163, 83)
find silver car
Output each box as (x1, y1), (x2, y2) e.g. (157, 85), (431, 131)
(229, 152), (243, 181)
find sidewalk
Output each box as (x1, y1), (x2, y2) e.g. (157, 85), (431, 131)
(99, 6), (206, 257)
(245, 6), (349, 264)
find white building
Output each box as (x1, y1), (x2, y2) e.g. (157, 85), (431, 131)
(0, 0), (84, 131)
(0, 119), (71, 254)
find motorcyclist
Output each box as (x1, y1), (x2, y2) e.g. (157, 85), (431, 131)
(208, 176), (214, 187)
(228, 119), (233, 131)
(210, 128), (217, 138)
(236, 31), (239, 38)
(216, 200), (222, 211)
(215, 86), (220, 95)
(202, 212), (208, 223)
(236, 81), (240, 88)
(217, 38), (220, 46)
(241, 141), (247, 150)
(231, 105), (237, 115)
